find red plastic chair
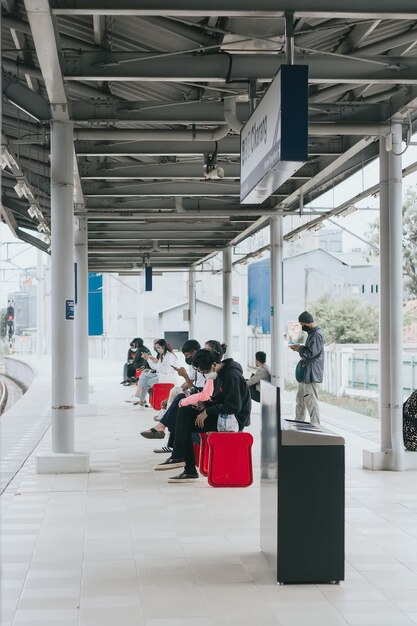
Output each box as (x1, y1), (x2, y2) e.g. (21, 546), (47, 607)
(149, 383), (174, 410)
(198, 433), (210, 477)
(193, 442), (200, 466)
(206, 432), (254, 488)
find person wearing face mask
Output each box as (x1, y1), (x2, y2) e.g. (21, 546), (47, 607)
(140, 340), (221, 445)
(140, 340), (204, 440)
(289, 311), (324, 425)
(120, 338), (151, 386)
(154, 346), (251, 482)
(126, 338), (177, 407)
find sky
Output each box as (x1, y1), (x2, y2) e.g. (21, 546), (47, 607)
(1, 136), (417, 309)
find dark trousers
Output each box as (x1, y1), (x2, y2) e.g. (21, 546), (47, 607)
(249, 386), (260, 403)
(172, 405), (218, 474)
(160, 393), (185, 448)
(123, 362), (136, 381)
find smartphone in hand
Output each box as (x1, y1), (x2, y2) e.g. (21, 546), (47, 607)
(171, 365), (179, 371)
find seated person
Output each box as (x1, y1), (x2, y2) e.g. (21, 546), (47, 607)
(403, 390), (417, 451)
(120, 338), (151, 385)
(140, 339), (204, 439)
(246, 351), (271, 402)
(125, 339), (177, 407)
(140, 340), (224, 446)
(154, 347), (251, 482)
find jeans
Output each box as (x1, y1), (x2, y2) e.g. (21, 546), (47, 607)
(172, 405), (218, 474)
(138, 371), (159, 401)
(160, 393), (185, 448)
(295, 382), (320, 425)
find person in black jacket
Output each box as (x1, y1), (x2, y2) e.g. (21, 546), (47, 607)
(154, 348), (251, 482)
(120, 338), (151, 385)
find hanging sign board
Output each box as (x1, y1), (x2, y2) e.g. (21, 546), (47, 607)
(240, 65), (308, 205)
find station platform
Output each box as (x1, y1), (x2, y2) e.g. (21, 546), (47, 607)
(2, 358), (417, 626)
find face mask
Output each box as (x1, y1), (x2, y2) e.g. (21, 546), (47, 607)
(156, 347), (164, 354)
(205, 371), (218, 380)
(301, 324), (310, 332)
(185, 356), (193, 365)
(131, 347), (138, 352)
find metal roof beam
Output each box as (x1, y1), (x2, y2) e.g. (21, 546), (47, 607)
(81, 181), (286, 197)
(62, 51), (417, 84)
(50, 1), (417, 19)
(88, 233), (236, 241)
(75, 136), (344, 157)
(79, 161), (239, 180)
(70, 100), (249, 124)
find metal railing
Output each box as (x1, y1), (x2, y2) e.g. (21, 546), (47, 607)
(348, 355), (417, 394)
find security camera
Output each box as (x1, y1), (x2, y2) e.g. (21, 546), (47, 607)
(203, 165), (224, 180)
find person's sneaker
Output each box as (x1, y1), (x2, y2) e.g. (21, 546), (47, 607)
(125, 395), (138, 403)
(154, 457), (185, 471)
(153, 446), (173, 454)
(168, 471), (199, 483)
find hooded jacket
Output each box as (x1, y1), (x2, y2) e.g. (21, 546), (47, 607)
(205, 358), (251, 429)
(298, 326), (324, 383)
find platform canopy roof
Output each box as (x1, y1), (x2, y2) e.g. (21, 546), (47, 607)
(2, 1), (417, 271)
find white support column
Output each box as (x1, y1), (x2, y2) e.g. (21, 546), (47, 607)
(36, 249), (45, 358)
(75, 216), (89, 405)
(222, 247), (233, 355)
(239, 265), (248, 374)
(379, 136), (391, 452)
(188, 268), (196, 339)
(36, 121), (89, 474)
(364, 127), (405, 471)
(388, 121), (405, 471)
(270, 215), (285, 389)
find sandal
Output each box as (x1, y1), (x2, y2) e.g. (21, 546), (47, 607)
(140, 428), (165, 440)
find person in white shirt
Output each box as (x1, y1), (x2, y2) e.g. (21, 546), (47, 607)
(246, 351), (271, 402)
(126, 339), (177, 407)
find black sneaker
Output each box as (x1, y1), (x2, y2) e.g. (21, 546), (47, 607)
(168, 471), (199, 483)
(153, 446), (173, 454)
(154, 457), (185, 471)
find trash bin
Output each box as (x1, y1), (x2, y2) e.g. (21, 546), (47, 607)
(260, 381), (345, 584)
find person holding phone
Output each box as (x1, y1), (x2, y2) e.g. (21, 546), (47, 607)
(125, 339), (177, 407)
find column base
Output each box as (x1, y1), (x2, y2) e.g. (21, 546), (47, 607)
(36, 452), (90, 474)
(363, 449), (417, 470)
(75, 404), (97, 417)
(363, 449), (393, 470)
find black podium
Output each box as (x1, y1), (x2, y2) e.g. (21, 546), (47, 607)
(260, 381), (345, 584)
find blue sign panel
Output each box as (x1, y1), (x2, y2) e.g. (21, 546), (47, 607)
(66, 299), (74, 320)
(88, 272), (103, 336)
(248, 259), (270, 334)
(145, 266), (153, 292)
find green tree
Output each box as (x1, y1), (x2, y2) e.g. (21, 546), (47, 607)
(0, 309), (7, 338)
(309, 294), (378, 344)
(366, 187), (417, 299)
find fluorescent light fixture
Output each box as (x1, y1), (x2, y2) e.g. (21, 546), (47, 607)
(0, 148), (14, 170)
(337, 204), (357, 218)
(14, 182), (26, 198)
(37, 222), (48, 233)
(28, 206), (37, 219)
(306, 222), (325, 233)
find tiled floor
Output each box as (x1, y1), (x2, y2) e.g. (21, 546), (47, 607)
(1, 360), (417, 625)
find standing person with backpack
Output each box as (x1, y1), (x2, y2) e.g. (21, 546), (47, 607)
(289, 311), (324, 425)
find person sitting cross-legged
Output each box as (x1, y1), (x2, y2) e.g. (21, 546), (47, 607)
(154, 348), (251, 483)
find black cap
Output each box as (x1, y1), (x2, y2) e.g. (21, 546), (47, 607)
(298, 311), (314, 324)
